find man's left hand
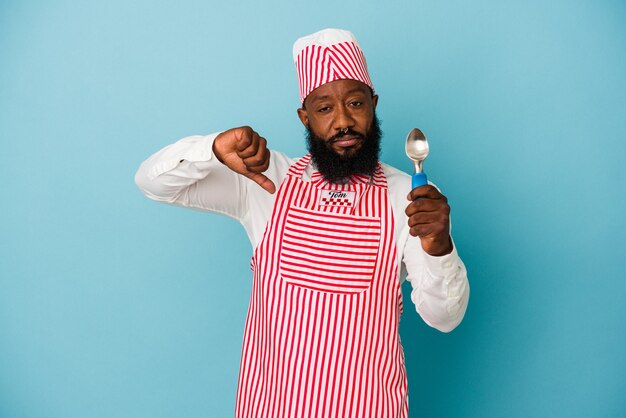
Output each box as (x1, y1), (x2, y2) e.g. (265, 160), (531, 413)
(405, 185), (453, 256)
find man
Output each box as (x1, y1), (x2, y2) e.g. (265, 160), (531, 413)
(135, 28), (469, 418)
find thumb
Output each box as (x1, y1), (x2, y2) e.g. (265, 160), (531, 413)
(246, 172), (276, 194)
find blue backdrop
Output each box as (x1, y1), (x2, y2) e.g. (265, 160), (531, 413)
(1, 1), (625, 417)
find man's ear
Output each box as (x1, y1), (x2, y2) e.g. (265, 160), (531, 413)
(297, 107), (309, 128)
(372, 94), (379, 110)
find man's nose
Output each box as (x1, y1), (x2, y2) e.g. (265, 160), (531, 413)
(333, 106), (355, 133)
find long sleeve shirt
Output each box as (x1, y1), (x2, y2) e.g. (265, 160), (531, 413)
(135, 132), (469, 332)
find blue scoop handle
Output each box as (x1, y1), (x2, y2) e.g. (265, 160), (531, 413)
(412, 172), (428, 189)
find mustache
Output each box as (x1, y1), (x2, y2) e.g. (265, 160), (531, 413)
(329, 129), (366, 143)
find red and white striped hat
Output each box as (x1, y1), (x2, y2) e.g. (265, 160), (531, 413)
(293, 28), (374, 104)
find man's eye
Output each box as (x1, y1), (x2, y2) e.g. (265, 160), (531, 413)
(318, 106), (330, 113)
(350, 101), (363, 107)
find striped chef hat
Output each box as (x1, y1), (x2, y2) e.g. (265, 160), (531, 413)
(293, 28), (374, 104)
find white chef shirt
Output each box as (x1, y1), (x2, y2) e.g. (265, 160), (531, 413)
(135, 132), (469, 332)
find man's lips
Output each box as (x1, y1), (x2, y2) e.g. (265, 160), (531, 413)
(330, 130), (365, 148)
(332, 135), (361, 147)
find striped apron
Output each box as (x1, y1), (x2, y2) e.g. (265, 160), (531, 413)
(235, 154), (408, 418)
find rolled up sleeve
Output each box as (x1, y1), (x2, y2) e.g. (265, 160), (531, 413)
(134, 132), (248, 220)
(402, 234), (470, 333)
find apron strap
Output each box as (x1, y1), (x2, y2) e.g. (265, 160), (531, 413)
(286, 154), (313, 178)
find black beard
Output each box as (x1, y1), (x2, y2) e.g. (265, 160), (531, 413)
(305, 115), (382, 184)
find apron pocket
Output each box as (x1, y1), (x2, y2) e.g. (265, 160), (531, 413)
(279, 206), (381, 294)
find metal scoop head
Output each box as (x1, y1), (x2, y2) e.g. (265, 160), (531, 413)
(405, 128), (429, 173)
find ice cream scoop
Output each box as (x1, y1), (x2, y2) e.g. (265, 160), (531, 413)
(405, 128), (430, 188)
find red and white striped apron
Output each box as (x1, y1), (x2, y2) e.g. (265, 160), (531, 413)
(236, 155), (408, 418)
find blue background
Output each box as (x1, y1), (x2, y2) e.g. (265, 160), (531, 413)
(1, 1), (625, 417)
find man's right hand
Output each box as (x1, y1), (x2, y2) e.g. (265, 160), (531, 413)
(212, 126), (276, 194)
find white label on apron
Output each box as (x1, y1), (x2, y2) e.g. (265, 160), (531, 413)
(319, 190), (356, 207)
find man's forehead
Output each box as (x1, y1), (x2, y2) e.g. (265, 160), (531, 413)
(304, 79), (372, 106)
